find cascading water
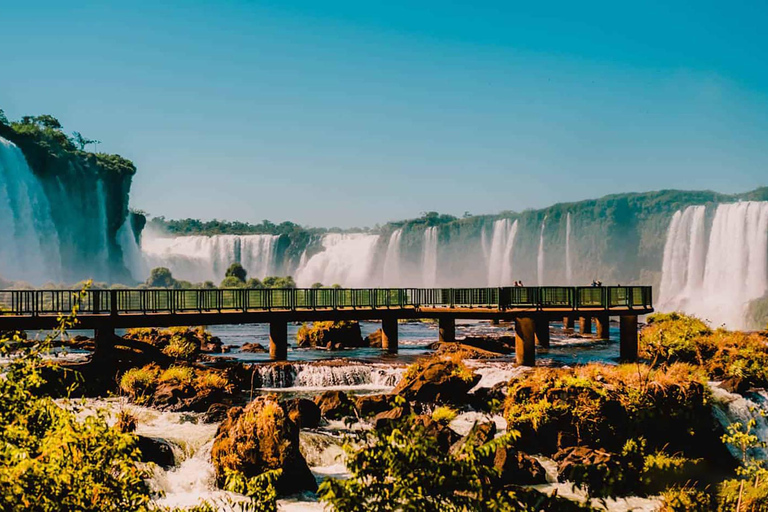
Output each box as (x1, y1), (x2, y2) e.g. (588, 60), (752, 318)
(537, 218), (546, 286)
(295, 233), (379, 287)
(142, 233), (280, 283)
(565, 213), (573, 284)
(659, 202), (768, 328)
(254, 363), (405, 390)
(381, 229), (403, 286)
(422, 227), (438, 287)
(0, 136), (62, 283)
(486, 219), (518, 286)
(117, 217), (146, 281)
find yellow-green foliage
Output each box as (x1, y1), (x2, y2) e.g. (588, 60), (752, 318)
(431, 406), (458, 424)
(718, 478), (768, 511)
(162, 334), (198, 360)
(195, 370), (232, 393)
(504, 363), (710, 455)
(296, 321), (360, 347)
(641, 312), (768, 387)
(119, 364), (161, 402)
(402, 353), (476, 385)
(660, 485), (716, 511)
(159, 365), (195, 386)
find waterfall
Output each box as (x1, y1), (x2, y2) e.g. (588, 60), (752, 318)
(0, 136), (62, 284)
(537, 218), (546, 286)
(117, 217), (145, 281)
(381, 229), (403, 286)
(254, 363), (405, 390)
(711, 385), (768, 462)
(422, 227), (438, 287)
(565, 213), (573, 284)
(295, 233), (379, 287)
(141, 233), (280, 283)
(486, 219), (518, 286)
(659, 202), (768, 328)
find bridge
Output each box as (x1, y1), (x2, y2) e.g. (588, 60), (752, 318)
(0, 285), (653, 366)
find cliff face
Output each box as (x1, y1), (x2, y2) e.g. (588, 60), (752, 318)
(0, 120), (136, 283)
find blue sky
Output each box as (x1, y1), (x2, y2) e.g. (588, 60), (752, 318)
(2, 1), (767, 227)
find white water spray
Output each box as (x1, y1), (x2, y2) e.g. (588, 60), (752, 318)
(659, 202), (768, 328)
(295, 233), (379, 287)
(381, 229), (403, 286)
(486, 219), (518, 286)
(422, 227), (438, 287)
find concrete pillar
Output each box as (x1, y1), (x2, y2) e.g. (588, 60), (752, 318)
(620, 315), (638, 362)
(515, 316), (536, 367)
(595, 314), (610, 340)
(269, 321), (288, 361)
(579, 315), (593, 335)
(381, 317), (399, 354)
(534, 318), (550, 348)
(439, 316), (456, 343)
(563, 316), (574, 330)
(491, 318), (500, 326)
(94, 327), (115, 356)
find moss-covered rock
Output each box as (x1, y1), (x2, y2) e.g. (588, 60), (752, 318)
(314, 390), (357, 420)
(393, 355), (480, 404)
(211, 395), (317, 495)
(296, 321), (365, 349)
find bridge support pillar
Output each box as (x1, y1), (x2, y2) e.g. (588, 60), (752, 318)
(439, 317), (456, 343)
(534, 318), (550, 348)
(579, 315), (593, 335)
(94, 327), (116, 356)
(381, 317), (399, 354)
(515, 317), (536, 367)
(491, 318), (500, 326)
(269, 322), (288, 361)
(563, 316), (574, 330)
(595, 314), (610, 340)
(620, 315), (638, 362)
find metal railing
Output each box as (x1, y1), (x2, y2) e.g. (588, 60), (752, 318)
(0, 286), (652, 317)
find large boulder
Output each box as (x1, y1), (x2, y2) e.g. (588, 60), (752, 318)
(450, 421), (497, 455)
(136, 435), (176, 468)
(296, 321), (365, 349)
(284, 398), (321, 429)
(554, 446), (615, 482)
(364, 329), (383, 348)
(355, 394), (400, 417)
(314, 390), (357, 420)
(211, 395), (317, 495)
(241, 342), (268, 353)
(493, 447), (547, 485)
(412, 414), (462, 451)
(393, 357), (481, 404)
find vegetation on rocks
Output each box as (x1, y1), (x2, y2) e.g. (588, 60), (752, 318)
(393, 353), (480, 404)
(296, 321), (365, 349)
(124, 326), (224, 358)
(641, 312), (768, 390)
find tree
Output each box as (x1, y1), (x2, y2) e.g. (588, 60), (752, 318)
(311, 282), (324, 289)
(262, 276), (296, 289)
(225, 263), (247, 283)
(145, 267), (176, 288)
(72, 131), (101, 151)
(21, 114), (62, 129)
(245, 278), (264, 289)
(0, 109), (7, 124)
(220, 276), (246, 288)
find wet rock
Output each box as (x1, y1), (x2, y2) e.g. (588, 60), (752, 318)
(314, 390), (357, 420)
(240, 342), (268, 353)
(372, 403), (411, 430)
(429, 342), (507, 359)
(554, 446), (615, 482)
(284, 398), (321, 429)
(412, 414), (462, 451)
(493, 447), (547, 485)
(203, 403), (230, 423)
(720, 376), (750, 394)
(450, 421), (496, 455)
(137, 435), (176, 468)
(393, 357), (481, 404)
(296, 321), (365, 349)
(211, 395), (317, 495)
(355, 394), (400, 417)
(65, 335), (96, 351)
(364, 329), (383, 348)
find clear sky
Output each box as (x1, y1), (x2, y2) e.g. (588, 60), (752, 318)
(2, 1), (767, 228)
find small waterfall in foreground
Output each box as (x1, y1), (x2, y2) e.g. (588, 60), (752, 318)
(486, 219), (518, 286)
(711, 385), (768, 461)
(295, 233), (379, 287)
(565, 213), (573, 284)
(141, 233), (280, 283)
(422, 227), (438, 287)
(381, 229), (403, 286)
(254, 363), (405, 390)
(659, 202), (768, 328)
(537, 218), (546, 286)
(0, 136), (62, 283)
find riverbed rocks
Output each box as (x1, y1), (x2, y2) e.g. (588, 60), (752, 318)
(493, 447), (547, 485)
(283, 397), (321, 428)
(123, 326), (224, 358)
(211, 395), (317, 495)
(136, 435), (176, 468)
(296, 321), (365, 349)
(314, 390), (356, 420)
(393, 355), (481, 404)
(364, 328), (383, 348)
(240, 342), (267, 353)
(355, 393), (399, 417)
